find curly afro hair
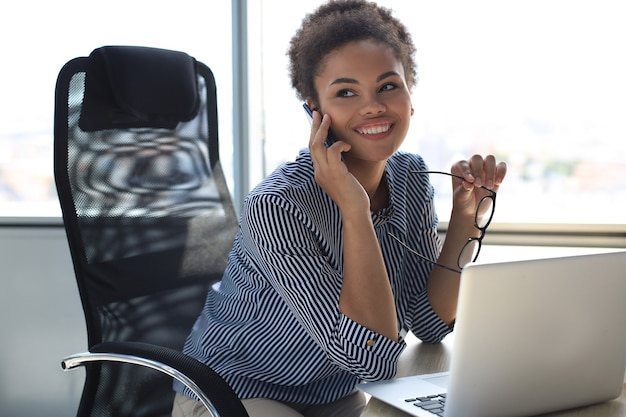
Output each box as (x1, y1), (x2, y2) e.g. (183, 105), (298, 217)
(287, 0), (417, 104)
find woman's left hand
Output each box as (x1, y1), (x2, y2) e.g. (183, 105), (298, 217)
(450, 155), (507, 221)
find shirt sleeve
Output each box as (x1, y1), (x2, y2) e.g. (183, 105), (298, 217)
(333, 314), (406, 381)
(410, 289), (455, 343)
(241, 193), (405, 381)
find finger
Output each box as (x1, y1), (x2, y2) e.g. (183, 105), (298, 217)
(468, 154), (485, 187)
(328, 140), (350, 161)
(318, 114), (332, 149)
(483, 155), (496, 189)
(494, 161), (507, 186)
(450, 160), (474, 190)
(308, 110), (323, 148)
(309, 112), (332, 164)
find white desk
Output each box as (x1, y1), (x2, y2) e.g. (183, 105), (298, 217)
(361, 334), (626, 417)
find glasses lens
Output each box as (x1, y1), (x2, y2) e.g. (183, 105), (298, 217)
(475, 196), (494, 229)
(458, 239), (480, 268)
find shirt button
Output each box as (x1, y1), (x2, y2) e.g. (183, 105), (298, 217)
(366, 339), (376, 347)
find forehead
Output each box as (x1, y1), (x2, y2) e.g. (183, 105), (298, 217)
(316, 40), (406, 84)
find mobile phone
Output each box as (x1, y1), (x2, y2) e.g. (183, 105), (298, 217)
(303, 103), (336, 148)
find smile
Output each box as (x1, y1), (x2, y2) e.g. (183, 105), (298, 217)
(356, 123), (392, 135)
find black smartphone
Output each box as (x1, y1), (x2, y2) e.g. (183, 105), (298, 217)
(303, 103), (336, 148)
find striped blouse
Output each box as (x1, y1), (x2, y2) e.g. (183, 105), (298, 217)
(176, 149), (453, 404)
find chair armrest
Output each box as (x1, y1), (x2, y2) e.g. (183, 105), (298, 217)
(61, 341), (248, 417)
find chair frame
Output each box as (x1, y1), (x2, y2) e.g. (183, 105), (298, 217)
(54, 46), (247, 417)
(62, 344), (221, 416)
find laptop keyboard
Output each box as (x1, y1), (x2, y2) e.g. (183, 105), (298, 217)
(404, 393), (446, 416)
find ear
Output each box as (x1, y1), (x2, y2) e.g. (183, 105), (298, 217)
(305, 98), (319, 112)
(411, 106), (415, 116)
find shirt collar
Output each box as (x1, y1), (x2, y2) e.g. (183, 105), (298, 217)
(372, 160), (408, 234)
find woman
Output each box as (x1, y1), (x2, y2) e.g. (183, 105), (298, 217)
(173, 1), (507, 416)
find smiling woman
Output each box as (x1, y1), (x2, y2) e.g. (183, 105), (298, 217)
(173, 3), (506, 416)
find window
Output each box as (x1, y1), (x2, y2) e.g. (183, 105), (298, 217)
(2, 0), (625, 241)
(248, 0), (626, 229)
(0, 0), (233, 218)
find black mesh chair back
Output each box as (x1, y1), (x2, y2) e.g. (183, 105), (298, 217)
(54, 46), (241, 417)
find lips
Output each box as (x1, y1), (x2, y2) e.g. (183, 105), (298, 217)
(356, 123), (392, 135)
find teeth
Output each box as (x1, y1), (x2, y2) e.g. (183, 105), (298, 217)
(358, 125), (390, 135)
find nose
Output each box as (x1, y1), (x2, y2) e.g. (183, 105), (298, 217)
(360, 96), (386, 116)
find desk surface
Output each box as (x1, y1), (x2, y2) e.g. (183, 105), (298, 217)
(360, 334), (626, 417)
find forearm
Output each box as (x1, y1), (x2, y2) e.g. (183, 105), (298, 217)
(339, 211), (399, 342)
(427, 211), (478, 325)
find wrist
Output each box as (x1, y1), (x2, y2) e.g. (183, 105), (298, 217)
(341, 209), (374, 230)
(448, 210), (480, 238)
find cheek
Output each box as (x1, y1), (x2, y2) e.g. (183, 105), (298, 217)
(391, 93), (413, 114)
(323, 109), (351, 138)
(390, 96), (413, 131)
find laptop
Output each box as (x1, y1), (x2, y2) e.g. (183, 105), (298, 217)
(358, 251), (626, 417)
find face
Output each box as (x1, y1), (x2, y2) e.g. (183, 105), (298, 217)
(310, 40), (413, 164)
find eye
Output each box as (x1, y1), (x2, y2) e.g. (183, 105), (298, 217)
(379, 83), (397, 92)
(337, 89), (356, 97)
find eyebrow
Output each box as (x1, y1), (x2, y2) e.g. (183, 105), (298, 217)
(329, 70), (401, 86)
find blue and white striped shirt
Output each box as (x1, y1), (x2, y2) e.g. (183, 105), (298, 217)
(177, 150), (453, 404)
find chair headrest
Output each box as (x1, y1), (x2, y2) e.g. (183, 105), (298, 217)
(79, 46), (200, 131)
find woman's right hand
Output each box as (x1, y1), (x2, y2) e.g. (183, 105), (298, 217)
(308, 111), (370, 215)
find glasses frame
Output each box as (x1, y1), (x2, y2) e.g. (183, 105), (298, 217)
(389, 170), (497, 274)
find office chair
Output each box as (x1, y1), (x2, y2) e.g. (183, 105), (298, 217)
(54, 45), (248, 417)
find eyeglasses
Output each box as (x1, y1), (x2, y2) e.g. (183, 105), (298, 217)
(388, 170), (496, 274)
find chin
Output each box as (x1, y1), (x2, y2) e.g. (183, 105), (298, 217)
(349, 148), (398, 163)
